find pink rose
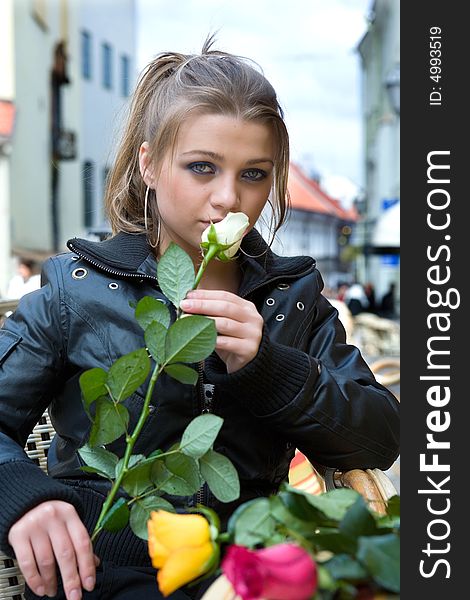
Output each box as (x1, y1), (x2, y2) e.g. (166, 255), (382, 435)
(222, 543), (317, 600)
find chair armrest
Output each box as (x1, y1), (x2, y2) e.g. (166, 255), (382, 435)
(334, 468), (397, 515)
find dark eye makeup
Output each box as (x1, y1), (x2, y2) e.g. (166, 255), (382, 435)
(187, 162), (268, 181)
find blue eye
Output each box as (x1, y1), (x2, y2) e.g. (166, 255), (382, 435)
(188, 162), (215, 175)
(243, 169), (267, 181)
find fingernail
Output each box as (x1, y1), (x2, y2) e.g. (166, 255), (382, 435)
(180, 299), (192, 308)
(85, 576), (95, 590)
(69, 589), (81, 600)
(36, 586), (45, 596)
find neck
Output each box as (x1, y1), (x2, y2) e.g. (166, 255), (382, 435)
(197, 256), (241, 293)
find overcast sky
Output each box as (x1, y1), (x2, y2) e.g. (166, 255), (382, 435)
(136, 0), (371, 192)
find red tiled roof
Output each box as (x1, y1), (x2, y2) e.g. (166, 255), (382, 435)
(288, 163), (357, 222)
(0, 100), (15, 139)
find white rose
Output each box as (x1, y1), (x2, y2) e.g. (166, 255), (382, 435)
(201, 212), (250, 259)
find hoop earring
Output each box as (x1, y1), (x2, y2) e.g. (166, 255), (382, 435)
(144, 186), (160, 249)
(239, 246), (269, 259)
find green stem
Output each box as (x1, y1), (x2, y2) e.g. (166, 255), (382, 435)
(91, 361), (162, 540)
(193, 245), (219, 289)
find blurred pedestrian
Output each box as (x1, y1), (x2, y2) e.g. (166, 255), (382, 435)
(336, 282), (349, 302)
(344, 282), (368, 316)
(364, 282), (377, 314)
(380, 283), (397, 319)
(6, 258), (41, 300)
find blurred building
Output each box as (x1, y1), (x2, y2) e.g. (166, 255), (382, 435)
(0, 0), (136, 296)
(356, 0), (400, 311)
(259, 163), (357, 289)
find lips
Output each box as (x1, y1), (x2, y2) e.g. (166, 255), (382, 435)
(201, 218), (224, 227)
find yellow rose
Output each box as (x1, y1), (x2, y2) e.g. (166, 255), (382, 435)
(148, 510), (217, 597)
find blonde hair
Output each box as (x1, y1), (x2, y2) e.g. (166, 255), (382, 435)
(104, 36), (290, 248)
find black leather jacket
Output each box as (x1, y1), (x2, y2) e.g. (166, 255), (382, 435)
(0, 230), (399, 554)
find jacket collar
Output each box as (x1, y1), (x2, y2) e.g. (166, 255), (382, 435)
(67, 230), (316, 295)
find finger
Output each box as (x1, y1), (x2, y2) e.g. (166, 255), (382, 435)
(29, 532), (58, 597)
(66, 518), (97, 592)
(210, 316), (247, 338)
(186, 289), (242, 302)
(11, 537), (50, 598)
(180, 298), (251, 321)
(216, 335), (259, 356)
(49, 527), (83, 600)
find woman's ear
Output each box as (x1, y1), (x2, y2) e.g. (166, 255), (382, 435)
(139, 141), (155, 187)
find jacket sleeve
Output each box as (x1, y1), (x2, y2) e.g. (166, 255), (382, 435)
(0, 258), (84, 555)
(204, 293), (400, 471)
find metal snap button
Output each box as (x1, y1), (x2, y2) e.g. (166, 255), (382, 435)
(266, 298), (275, 306)
(108, 282), (119, 290)
(297, 301), (305, 311)
(72, 268), (88, 279)
(277, 283), (290, 290)
(275, 314), (285, 322)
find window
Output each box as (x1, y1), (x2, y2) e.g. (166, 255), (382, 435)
(81, 31), (92, 80)
(83, 161), (94, 228)
(102, 43), (113, 89)
(121, 55), (131, 97)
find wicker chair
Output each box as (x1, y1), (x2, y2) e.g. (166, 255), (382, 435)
(0, 411), (54, 600)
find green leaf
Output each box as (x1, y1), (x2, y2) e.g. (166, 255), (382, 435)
(278, 489), (343, 527)
(227, 498), (260, 537)
(357, 534), (400, 593)
(107, 348), (150, 402)
(164, 364), (198, 385)
(199, 449), (240, 503)
(165, 452), (202, 493)
(80, 466), (114, 479)
(385, 495), (400, 518)
(269, 494), (313, 535)
(120, 456), (155, 496)
(151, 459), (201, 496)
(101, 497), (130, 533)
(297, 487), (360, 521)
(157, 242), (195, 308)
(89, 398), (129, 447)
(78, 444), (118, 479)
(232, 498), (275, 547)
(339, 497), (378, 542)
(310, 528), (357, 555)
(116, 454), (145, 477)
(324, 554), (368, 582)
(129, 496), (175, 540)
(180, 414), (224, 458)
(135, 296), (171, 330)
(144, 321), (167, 364)
(165, 316), (217, 364)
(79, 368), (108, 415)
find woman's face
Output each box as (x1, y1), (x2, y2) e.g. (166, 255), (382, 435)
(141, 113), (275, 259)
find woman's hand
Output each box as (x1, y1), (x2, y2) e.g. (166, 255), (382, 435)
(180, 289), (264, 373)
(8, 501), (99, 600)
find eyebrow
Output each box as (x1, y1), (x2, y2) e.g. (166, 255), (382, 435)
(181, 150), (274, 166)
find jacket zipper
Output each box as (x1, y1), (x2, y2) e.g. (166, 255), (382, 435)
(196, 360), (213, 506)
(67, 242), (159, 284)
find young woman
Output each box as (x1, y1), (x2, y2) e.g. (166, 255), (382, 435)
(0, 40), (399, 600)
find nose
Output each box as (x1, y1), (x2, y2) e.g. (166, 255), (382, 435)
(210, 174), (240, 212)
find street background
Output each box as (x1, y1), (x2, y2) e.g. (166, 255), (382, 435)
(0, 0), (400, 488)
